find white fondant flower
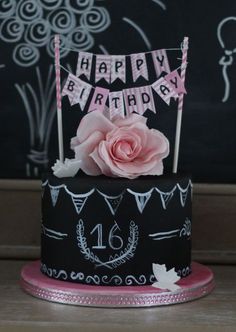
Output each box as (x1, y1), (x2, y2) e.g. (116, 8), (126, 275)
(52, 158), (81, 178)
(151, 263), (181, 291)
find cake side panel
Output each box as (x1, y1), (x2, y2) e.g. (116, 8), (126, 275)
(41, 174), (192, 286)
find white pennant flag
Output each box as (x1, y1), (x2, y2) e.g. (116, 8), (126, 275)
(152, 77), (178, 105)
(97, 190), (124, 216)
(111, 55), (126, 83)
(130, 53), (149, 82)
(177, 182), (191, 207)
(50, 187), (60, 207)
(152, 49), (170, 77)
(76, 51), (93, 80)
(155, 186), (176, 210)
(136, 85), (156, 114)
(95, 55), (111, 83)
(127, 188), (153, 213)
(108, 91), (125, 120)
(71, 196), (88, 214)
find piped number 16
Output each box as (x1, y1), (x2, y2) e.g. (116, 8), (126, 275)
(90, 223), (123, 250)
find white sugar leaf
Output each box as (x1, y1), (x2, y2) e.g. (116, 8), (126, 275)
(52, 158), (81, 178)
(152, 263), (181, 292)
(152, 281), (180, 292)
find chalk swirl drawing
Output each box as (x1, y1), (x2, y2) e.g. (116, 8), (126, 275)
(0, 0), (16, 18)
(0, 17), (24, 42)
(217, 17), (236, 102)
(67, 26), (94, 50)
(13, 43), (40, 67)
(0, 0), (111, 67)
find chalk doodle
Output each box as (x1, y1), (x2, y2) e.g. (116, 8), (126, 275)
(0, 0), (111, 67)
(217, 17), (236, 102)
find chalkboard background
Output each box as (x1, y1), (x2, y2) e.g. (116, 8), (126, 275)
(0, 0), (235, 183)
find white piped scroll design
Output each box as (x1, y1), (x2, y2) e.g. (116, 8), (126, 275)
(127, 188), (154, 213)
(177, 181), (192, 207)
(179, 218), (191, 238)
(41, 263), (156, 286)
(177, 266), (191, 277)
(76, 219), (139, 270)
(155, 186), (176, 210)
(96, 189), (124, 216)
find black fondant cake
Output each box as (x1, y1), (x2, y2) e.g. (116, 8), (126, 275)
(41, 172), (192, 286)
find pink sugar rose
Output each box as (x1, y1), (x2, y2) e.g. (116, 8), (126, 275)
(71, 112), (169, 179)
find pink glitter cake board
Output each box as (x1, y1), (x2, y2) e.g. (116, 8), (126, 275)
(20, 261), (214, 307)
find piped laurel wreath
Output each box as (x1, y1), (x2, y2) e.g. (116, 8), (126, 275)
(76, 219), (139, 269)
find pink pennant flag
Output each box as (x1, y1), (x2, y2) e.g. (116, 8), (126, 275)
(130, 53), (149, 82)
(72, 79), (92, 110)
(111, 55), (126, 83)
(123, 87), (139, 115)
(137, 85), (156, 114)
(95, 55), (111, 83)
(76, 52), (93, 80)
(108, 91), (125, 120)
(152, 49), (170, 77)
(164, 69), (187, 94)
(88, 86), (109, 113)
(62, 73), (81, 105)
(152, 77), (178, 105)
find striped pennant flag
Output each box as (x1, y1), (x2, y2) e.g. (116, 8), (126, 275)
(72, 79), (92, 110)
(152, 49), (170, 78)
(109, 91), (125, 120)
(130, 53), (149, 82)
(123, 87), (139, 115)
(88, 86), (109, 113)
(95, 55), (111, 83)
(136, 85), (156, 114)
(111, 55), (126, 83)
(76, 51), (93, 80)
(152, 77), (178, 105)
(164, 69), (187, 94)
(62, 73), (81, 105)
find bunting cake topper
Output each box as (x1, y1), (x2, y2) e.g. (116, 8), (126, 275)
(53, 35), (189, 178)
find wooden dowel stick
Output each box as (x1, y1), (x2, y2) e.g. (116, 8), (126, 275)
(54, 34), (64, 163)
(172, 36), (189, 173)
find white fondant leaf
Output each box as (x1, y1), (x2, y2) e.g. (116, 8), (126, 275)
(52, 158), (81, 178)
(152, 263), (181, 291)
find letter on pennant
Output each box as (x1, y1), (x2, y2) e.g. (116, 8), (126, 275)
(152, 77), (178, 105)
(95, 55), (111, 83)
(109, 91), (125, 120)
(76, 52), (93, 80)
(164, 70), (187, 94)
(152, 49), (170, 78)
(130, 53), (149, 82)
(88, 86), (109, 113)
(111, 55), (126, 83)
